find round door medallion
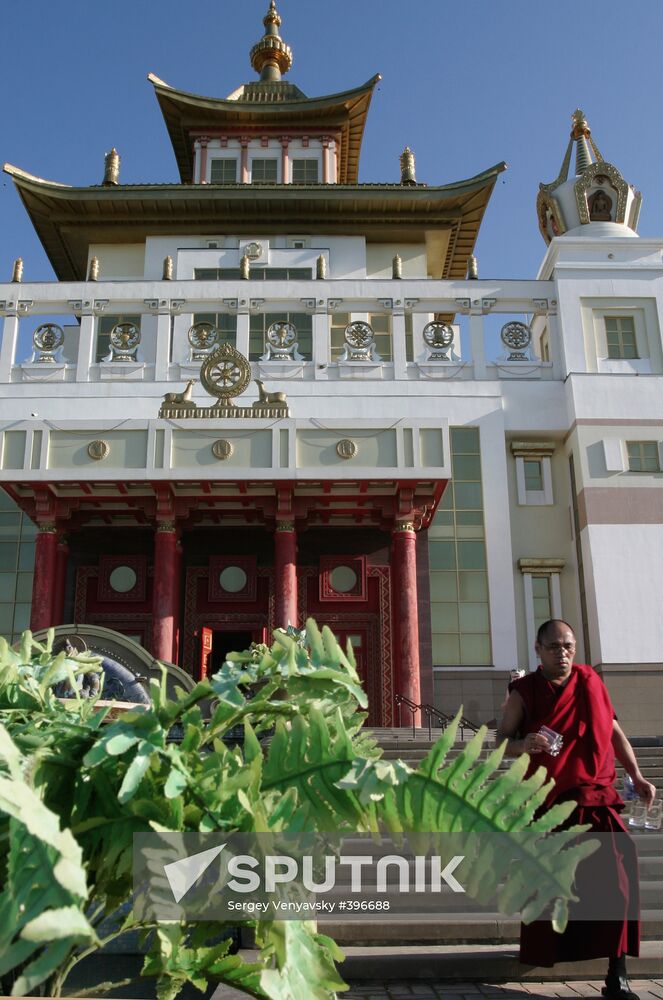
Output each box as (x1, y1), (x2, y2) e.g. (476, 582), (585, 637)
(329, 565), (358, 594)
(219, 566), (248, 593)
(109, 565), (137, 594)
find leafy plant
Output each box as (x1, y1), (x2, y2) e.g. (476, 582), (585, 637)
(0, 624), (595, 998)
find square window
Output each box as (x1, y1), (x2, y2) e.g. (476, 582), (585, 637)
(0, 604), (13, 633)
(429, 541), (456, 571)
(451, 428), (480, 455)
(18, 542), (36, 571)
(0, 513), (21, 537)
(458, 572), (488, 602)
(454, 482), (483, 510)
(15, 572), (33, 603)
(457, 541), (486, 570)
(0, 572), (16, 600)
(626, 441), (660, 473)
(524, 459), (544, 492)
(459, 602), (490, 633)
(0, 543), (18, 572)
(429, 572), (458, 601)
(605, 316), (638, 360)
(291, 159), (319, 184)
(460, 634), (491, 665)
(209, 158), (238, 183)
(251, 158), (278, 183)
(432, 633), (460, 665)
(452, 454), (482, 481)
(13, 603), (31, 633)
(430, 602), (459, 632)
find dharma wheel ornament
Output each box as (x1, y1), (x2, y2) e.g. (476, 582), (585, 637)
(33, 323), (65, 363)
(423, 321), (454, 360)
(500, 321), (532, 361)
(109, 322), (140, 362)
(200, 343), (253, 401)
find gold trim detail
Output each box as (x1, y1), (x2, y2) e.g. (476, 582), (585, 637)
(393, 521), (415, 534)
(87, 439), (110, 461)
(275, 521), (295, 532)
(574, 162), (629, 226)
(518, 558), (565, 573)
(212, 439), (234, 461)
(336, 439), (357, 460)
(510, 440), (556, 457)
(38, 523), (58, 534)
(536, 190), (566, 244)
(156, 522), (177, 533)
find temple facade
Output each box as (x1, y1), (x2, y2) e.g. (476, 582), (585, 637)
(1, 5), (661, 733)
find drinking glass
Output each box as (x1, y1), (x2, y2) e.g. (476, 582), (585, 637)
(629, 801), (647, 828)
(645, 799), (662, 831)
(538, 725), (563, 757)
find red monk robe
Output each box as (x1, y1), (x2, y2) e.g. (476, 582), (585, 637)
(510, 663), (640, 966)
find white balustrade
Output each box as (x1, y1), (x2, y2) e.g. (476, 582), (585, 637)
(0, 279), (558, 386)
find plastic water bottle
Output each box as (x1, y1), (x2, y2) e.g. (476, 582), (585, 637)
(622, 774), (637, 801)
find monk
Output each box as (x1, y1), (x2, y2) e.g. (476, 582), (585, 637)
(496, 619), (656, 1000)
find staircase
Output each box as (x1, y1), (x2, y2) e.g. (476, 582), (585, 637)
(324, 727), (663, 982)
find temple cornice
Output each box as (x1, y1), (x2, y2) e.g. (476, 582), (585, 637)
(3, 161), (506, 282)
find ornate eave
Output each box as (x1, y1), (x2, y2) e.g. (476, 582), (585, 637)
(3, 162), (506, 281)
(148, 73), (381, 184)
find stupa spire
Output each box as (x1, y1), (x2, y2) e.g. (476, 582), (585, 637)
(536, 108), (641, 245)
(250, 1), (293, 82)
(571, 109), (602, 175)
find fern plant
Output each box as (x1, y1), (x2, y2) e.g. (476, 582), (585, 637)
(0, 623), (595, 999)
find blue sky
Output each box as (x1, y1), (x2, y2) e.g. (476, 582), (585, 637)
(2, 0), (663, 281)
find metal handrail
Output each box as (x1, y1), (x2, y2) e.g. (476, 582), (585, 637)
(395, 693), (479, 740)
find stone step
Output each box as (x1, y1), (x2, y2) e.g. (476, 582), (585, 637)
(234, 940), (663, 982)
(320, 910), (663, 946)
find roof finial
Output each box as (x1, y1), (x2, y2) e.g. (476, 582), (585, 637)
(250, 1), (293, 82)
(400, 147), (417, 186)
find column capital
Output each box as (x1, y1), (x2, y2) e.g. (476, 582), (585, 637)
(393, 520), (416, 534)
(156, 521), (177, 533)
(275, 520), (296, 532)
(37, 522), (58, 534)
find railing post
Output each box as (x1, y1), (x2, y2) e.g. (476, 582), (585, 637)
(391, 306), (407, 379)
(74, 307), (97, 382)
(469, 308), (487, 378)
(312, 307), (330, 368)
(0, 312), (20, 381)
(235, 308), (250, 359)
(154, 308), (172, 381)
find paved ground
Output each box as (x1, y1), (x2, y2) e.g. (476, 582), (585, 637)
(209, 980), (663, 1000)
(210, 983), (663, 1000)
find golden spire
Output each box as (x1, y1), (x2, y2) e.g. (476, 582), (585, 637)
(250, 1), (293, 82)
(570, 109), (604, 174)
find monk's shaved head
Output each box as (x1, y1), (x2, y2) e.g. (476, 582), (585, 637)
(536, 619), (576, 645)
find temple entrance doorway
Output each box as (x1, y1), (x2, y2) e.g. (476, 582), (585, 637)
(209, 630), (254, 673)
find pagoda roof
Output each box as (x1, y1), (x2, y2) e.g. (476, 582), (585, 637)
(148, 73), (381, 184)
(3, 163), (507, 282)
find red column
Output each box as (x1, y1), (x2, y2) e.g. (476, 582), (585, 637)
(274, 521), (297, 629)
(172, 537), (183, 664)
(198, 136), (209, 184)
(52, 534), (69, 626)
(30, 525), (58, 633)
(152, 523), (178, 663)
(391, 520), (422, 726)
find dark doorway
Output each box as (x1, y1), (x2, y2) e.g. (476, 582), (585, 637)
(209, 630), (254, 673)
